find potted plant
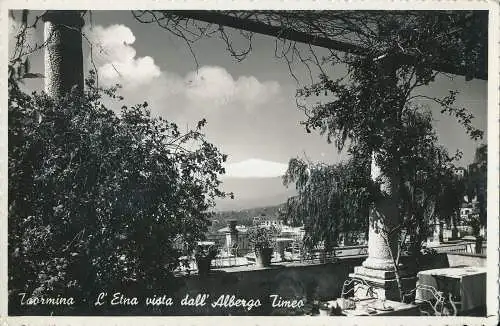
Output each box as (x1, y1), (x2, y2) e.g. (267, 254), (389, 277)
(248, 226), (279, 267)
(194, 243), (218, 276)
(469, 214), (484, 254)
(318, 301), (331, 316)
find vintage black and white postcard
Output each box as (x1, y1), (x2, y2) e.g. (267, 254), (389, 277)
(1, 1), (499, 325)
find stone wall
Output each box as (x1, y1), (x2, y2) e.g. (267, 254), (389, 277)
(165, 257), (366, 315)
(446, 252), (487, 267)
(144, 253), (471, 316)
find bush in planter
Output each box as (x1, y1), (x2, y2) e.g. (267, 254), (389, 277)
(194, 244), (218, 276)
(248, 226), (280, 267)
(466, 214), (485, 254)
(318, 301), (332, 316)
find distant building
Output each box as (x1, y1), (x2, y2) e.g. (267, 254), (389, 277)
(460, 207), (475, 220)
(454, 167), (466, 178)
(216, 223), (250, 255)
(251, 215), (284, 228)
(252, 216), (261, 225)
(258, 216), (283, 228)
(468, 162), (484, 175)
(280, 225), (305, 238)
(460, 200), (479, 222)
(217, 225), (248, 234)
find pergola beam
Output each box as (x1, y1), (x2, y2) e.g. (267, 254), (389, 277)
(172, 10), (487, 80)
(174, 10), (369, 56)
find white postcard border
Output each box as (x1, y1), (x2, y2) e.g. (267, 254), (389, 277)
(0, 1), (498, 325)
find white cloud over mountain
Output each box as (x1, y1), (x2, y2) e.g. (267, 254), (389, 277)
(224, 158), (288, 178)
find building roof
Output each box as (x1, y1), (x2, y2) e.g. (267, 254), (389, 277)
(217, 225), (248, 233)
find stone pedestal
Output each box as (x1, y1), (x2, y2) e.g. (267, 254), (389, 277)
(350, 266), (417, 301)
(349, 205), (416, 301)
(225, 220), (239, 253)
(349, 153), (416, 301)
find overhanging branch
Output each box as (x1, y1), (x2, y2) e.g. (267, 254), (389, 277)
(166, 10), (487, 81)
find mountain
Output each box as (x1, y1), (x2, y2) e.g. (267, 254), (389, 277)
(214, 176), (297, 211)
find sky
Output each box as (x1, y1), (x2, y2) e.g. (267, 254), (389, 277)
(9, 10), (488, 178)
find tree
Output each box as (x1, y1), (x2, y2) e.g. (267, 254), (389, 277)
(281, 108), (465, 293)
(288, 13), (484, 300)
(9, 9), (233, 314)
(8, 67), (230, 314)
(281, 155), (372, 252)
(436, 171), (466, 239)
(464, 144), (487, 252)
(397, 111), (465, 266)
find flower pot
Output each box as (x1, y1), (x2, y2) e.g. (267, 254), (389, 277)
(255, 247), (273, 267)
(319, 308), (330, 316)
(196, 257), (212, 276)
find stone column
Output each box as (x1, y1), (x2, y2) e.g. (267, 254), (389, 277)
(362, 154), (398, 270)
(43, 11), (84, 99)
(225, 220), (239, 254)
(349, 153), (415, 301)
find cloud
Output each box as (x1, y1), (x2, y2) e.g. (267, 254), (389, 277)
(224, 158), (288, 178)
(87, 24), (281, 111)
(184, 66), (281, 109)
(88, 24), (161, 88)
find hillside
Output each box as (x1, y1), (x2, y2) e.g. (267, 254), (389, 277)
(214, 176), (297, 211)
(210, 204), (284, 232)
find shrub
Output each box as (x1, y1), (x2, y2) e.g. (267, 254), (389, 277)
(248, 225), (280, 250)
(8, 70), (229, 313)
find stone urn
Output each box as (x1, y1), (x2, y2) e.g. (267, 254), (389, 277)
(194, 244), (217, 276)
(196, 257), (212, 276)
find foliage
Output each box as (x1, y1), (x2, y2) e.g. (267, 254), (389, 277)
(193, 244), (218, 261)
(247, 225), (280, 250)
(289, 14), (484, 265)
(281, 155), (374, 251)
(8, 67), (229, 313)
(465, 144), (487, 235)
(396, 109), (464, 260)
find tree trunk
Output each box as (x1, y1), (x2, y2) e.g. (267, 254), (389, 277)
(451, 213), (459, 239)
(474, 236), (483, 254)
(43, 10), (84, 99)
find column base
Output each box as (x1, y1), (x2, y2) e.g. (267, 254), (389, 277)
(362, 257), (397, 271)
(349, 266), (417, 301)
